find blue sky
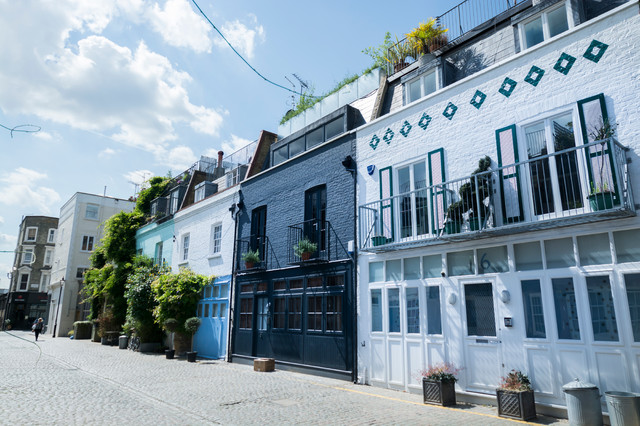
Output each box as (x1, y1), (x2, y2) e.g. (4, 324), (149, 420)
(0, 0), (460, 287)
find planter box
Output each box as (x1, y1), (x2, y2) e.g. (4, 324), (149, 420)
(186, 351), (198, 363)
(589, 192), (614, 210)
(139, 342), (161, 353)
(372, 236), (388, 246)
(496, 389), (536, 421)
(254, 358), (275, 372)
(422, 379), (456, 406)
(443, 221), (461, 235)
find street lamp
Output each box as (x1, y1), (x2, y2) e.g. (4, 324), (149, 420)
(52, 277), (65, 338)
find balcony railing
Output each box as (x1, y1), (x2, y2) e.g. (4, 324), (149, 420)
(385, 0), (520, 75)
(236, 235), (280, 273)
(360, 138), (634, 251)
(287, 219), (351, 265)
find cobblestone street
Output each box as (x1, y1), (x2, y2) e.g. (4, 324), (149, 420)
(0, 331), (567, 425)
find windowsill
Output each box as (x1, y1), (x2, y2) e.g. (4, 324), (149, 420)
(177, 260), (188, 266)
(207, 253), (222, 260)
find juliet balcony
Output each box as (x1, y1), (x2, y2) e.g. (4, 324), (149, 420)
(359, 138), (635, 252)
(287, 219), (351, 265)
(235, 235), (280, 273)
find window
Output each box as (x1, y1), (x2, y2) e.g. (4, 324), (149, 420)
(272, 145), (288, 166)
(154, 242), (163, 266)
(76, 268), (88, 279)
(85, 204), (99, 220)
(545, 238), (575, 268)
(478, 246), (509, 274)
(307, 295), (323, 332)
(326, 294), (342, 332)
(586, 276), (618, 342)
(21, 247), (34, 264)
(181, 234), (190, 261)
(624, 274), (640, 342)
(447, 250), (475, 276)
(257, 298), (269, 331)
(44, 248), (54, 266)
(388, 288), (400, 333)
(25, 227), (37, 242)
(239, 298), (253, 329)
(386, 260), (401, 282)
(406, 70), (437, 104)
(521, 3), (570, 50)
(397, 161), (428, 238)
(170, 189), (180, 214)
(371, 289), (382, 332)
(81, 236), (94, 252)
(514, 242), (543, 271)
(19, 273), (29, 291)
(523, 112), (583, 216)
(552, 277), (580, 340)
(288, 297), (302, 330)
(194, 186), (205, 202)
(426, 286), (442, 334)
(40, 273), (50, 292)
(271, 116), (345, 166)
(47, 229), (56, 243)
(211, 224), (222, 255)
(273, 297), (286, 329)
(464, 283), (496, 337)
(406, 287), (420, 334)
(522, 280), (546, 338)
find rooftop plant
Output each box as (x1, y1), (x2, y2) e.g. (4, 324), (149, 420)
(406, 18), (448, 55)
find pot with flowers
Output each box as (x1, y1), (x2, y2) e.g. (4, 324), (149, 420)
(496, 369), (536, 420)
(588, 119), (617, 211)
(419, 363), (460, 406)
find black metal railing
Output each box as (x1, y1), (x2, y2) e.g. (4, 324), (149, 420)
(235, 235), (279, 273)
(287, 219), (351, 265)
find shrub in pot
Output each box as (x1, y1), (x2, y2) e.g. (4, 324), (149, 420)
(241, 249), (260, 269)
(496, 370), (536, 420)
(163, 318), (178, 359)
(419, 363), (460, 406)
(294, 237), (317, 261)
(184, 317), (201, 363)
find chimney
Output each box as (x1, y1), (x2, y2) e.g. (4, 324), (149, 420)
(215, 150), (225, 178)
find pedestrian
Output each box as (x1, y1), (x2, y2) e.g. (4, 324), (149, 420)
(33, 318), (44, 341)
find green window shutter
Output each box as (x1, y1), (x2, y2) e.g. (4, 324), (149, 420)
(495, 125), (524, 223)
(577, 93), (619, 203)
(379, 166), (394, 241)
(428, 148), (446, 233)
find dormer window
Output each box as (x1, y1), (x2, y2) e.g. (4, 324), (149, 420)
(194, 185), (205, 202)
(406, 70), (437, 104)
(520, 2), (570, 50)
(170, 189), (180, 214)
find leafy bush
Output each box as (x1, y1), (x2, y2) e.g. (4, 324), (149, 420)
(97, 310), (117, 338)
(184, 317), (201, 335)
(241, 249), (260, 263)
(419, 363), (461, 383)
(294, 237), (317, 258)
(163, 318), (179, 333)
(134, 176), (170, 215)
(499, 370), (532, 392)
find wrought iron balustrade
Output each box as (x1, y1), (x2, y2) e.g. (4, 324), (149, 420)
(235, 235), (279, 272)
(360, 138), (634, 251)
(287, 219), (351, 265)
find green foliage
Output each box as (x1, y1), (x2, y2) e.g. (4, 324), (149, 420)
(241, 249), (260, 263)
(135, 176), (170, 215)
(362, 32), (394, 69)
(101, 211), (145, 265)
(152, 268), (210, 334)
(406, 18), (448, 55)
(499, 370), (533, 392)
(294, 237), (317, 257)
(163, 318), (179, 332)
(184, 317), (201, 335)
(419, 363), (461, 383)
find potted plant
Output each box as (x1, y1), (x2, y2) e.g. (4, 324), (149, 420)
(444, 201), (464, 234)
(242, 249), (260, 269)
(588, 119), (617, 211)
(419, 363), (460, 406)
(4, 319), (11, 330)
(184, 317), (201, 363)
(460, 156), (492, 231)
(294, 237), (318, 261)
(496, 370), (536, 420)
(385, 35), (413, 72)
(163, 318), (178, 359)
(371, 235), (388, 246)
(406, 18), (448, 59)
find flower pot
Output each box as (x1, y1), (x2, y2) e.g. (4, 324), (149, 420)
(443, 221), (461, 235)
(245, 261), (254, 269)
(589, 192), (614, 211)
(423, 379), (456, 406)
(301, 252), (311, 261)
(469, 217), (482, 231)
(186, 351), (198, 363)
(496, 389), (536, 421)
(372, 236), (387, 246)
(165, 349), (175, 359)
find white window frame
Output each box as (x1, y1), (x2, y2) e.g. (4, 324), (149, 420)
(518, 2), (573, 51)
(44, 247), (54, 266)
(85, 204), (100, 220)
(170, 190), (180, 214)
(40, 273), (51, 292)
(21, 246), (35, 265)
(155, 242), (164, 265)
(182, 234), (190, 262)
(25, 227), (38, 242)
(405, 70), (438, 104)
(211, 223), (222, 256)
(18, 272), (30, 291)
(47, 228), (56, 243)
(80, 235), (95, 252)
(194, 186), (206, 203)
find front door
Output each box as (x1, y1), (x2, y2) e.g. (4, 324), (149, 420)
(462, 281), (503, 392)
(253, 295), (270, 357)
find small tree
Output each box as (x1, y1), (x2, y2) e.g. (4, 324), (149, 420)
(184, 317), (202, 352)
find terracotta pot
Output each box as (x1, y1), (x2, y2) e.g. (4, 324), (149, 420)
(301, 252), (311, 261)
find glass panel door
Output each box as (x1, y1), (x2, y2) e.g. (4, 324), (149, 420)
(398, 162), (428, 239)
(464, 283), (496, 336)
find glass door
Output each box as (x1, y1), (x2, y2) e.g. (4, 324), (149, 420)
(397, 162), (428, 239)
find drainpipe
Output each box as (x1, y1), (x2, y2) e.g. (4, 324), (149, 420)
(226, 190), (242, 362)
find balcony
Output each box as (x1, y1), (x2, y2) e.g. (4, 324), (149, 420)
(235, 235), (280, 273)
(287, 219), (351, 265)
(360, 139), (634, 252)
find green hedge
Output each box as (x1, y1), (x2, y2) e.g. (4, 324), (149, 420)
(73, 321), (93, 340)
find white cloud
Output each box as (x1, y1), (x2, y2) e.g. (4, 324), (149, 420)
(214, 16), (265, 59)
(0, 2), (224, 155)
(0, 216), (4, 224)
(99, 147), (116, 158)
(0, 168), (61, 214)
(161, 145), (197, 170)
(123, 169), (154, 185)
(147, 0), (212, 53)
(0, 233), (17, 251)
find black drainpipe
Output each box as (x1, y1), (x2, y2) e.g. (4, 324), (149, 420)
(226, 190), (242, 362)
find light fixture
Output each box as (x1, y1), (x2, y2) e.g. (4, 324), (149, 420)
(500, 290), (511, 304)
(342, 155), (356, 173)
(448, 293), (457, 305)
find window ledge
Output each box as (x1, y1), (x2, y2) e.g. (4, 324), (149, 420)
(177, 260), (188, 266)
(207, 253), (222, 260)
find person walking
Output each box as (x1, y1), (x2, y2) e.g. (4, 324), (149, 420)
(33, 318), (44, 341)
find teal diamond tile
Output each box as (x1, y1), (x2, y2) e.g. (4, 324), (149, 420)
(370, 134), (380, 150)
(583, 39), (608, 63)
(524, 66), (545, 87)
(442, 102), (457, 120)
(383, 128), (394, 144)
(418, 113), (432, 130)
(399, 120), (412, 137)
(498, 77), (517, 97)
(554, 53), (576, 75)
(470, 90), (487, 109)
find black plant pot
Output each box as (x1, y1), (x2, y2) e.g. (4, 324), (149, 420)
(186, 351), (198, 363)
(165, 349), (175, 359)
(423, 379), (456, 406)
(496, 389), (536, 421)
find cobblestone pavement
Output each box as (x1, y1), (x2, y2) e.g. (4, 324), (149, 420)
(0, 331), (567, 425)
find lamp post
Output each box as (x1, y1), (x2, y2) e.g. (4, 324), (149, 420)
(2, 268), (17, 330)
(52, 277), (65, 338)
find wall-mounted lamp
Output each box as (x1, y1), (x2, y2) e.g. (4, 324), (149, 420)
(500, 290), (511, 304)
(342, 155), (356, 174)
(448, 293), (457, 305)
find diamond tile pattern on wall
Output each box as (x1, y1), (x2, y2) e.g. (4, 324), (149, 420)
(370, 134), (380, 150)
(383, 128), (394, 144)
(442, 102), (458, 120)
(553, 52), (576, 75)
(583, 39), (608, 63)
(418, 113), (432, 130)
(470, 90), (487, 109)
(524, 66), (545, 87)
(400, 120), (412, 137)
(498, 77), (517, 98)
